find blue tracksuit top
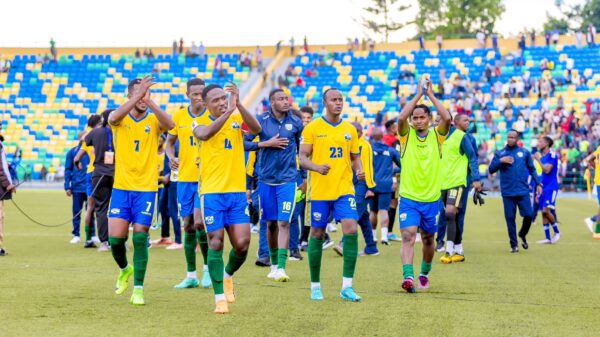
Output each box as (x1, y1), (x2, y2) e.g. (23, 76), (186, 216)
(64, 144), (89, 193)
(489, 145), (541, 197)
(255, 110), (304, 184)
(371, 141), (401, 193)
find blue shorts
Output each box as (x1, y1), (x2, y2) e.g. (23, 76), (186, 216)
(399, 197), (440, 234)
(597, 186), (600, 205)
(310, 195), (358, 229)
(539, 188), (558, 210)
(108, 188), (157, 226)
(201, 192), (250, 233)
(258, 182), (297, 222)
(177, 181), (200, 217)
(369, 192), (392, 212)
(85, 173), (93, 197)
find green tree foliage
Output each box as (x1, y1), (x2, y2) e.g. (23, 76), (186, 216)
(362, 0), (412, 43)
(415, 0), (505, 37)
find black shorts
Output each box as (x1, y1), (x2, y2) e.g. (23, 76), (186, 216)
(441, 186), (465, 208)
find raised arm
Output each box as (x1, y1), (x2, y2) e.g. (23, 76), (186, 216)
(398, 81), (423, 136)
(227, 82), (261, 134)
(426, 81), (451, 135)
(193, 108), (234, 141)
(145, 98), (174, 131)
(109, 75), (155, 126)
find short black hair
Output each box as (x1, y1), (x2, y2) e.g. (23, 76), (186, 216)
(101, 109), (115, 127)
(269, 88), (285, 101)
(543, 135), (554, 147)
(201, 84), (223, 101)
(412, 104), (431, 116)
(127, 78), (142, 95)
(187, 78), (205, 92)
(508, 129), (520, 137)
(299, 106), (314, 115)
(322, 87), (340, 100)
(384, 119), (397, 130)
(87, 115), (102, 128)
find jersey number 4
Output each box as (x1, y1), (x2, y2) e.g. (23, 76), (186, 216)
(224, 138), (233, 150)
(329, 147), (343, 158)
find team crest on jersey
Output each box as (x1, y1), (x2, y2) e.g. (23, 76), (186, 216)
(313, 212), (322, 221)
(344, 133), (351, 141)
(232, 122), (241, 129)
(110, 208), (120, 215)
(517, 151), (523, 158)
(383, 151), (390, 156)
(204, 216), (214, 225)
(285, 123), (293, 131)
(145, 125), (151, 133)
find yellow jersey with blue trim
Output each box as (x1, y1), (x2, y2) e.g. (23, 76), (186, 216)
(198, 112), (247, 194)
(110, 112), (162, 192)
(358, 137), (376, 189)
(168, 106), (204, 182)
(301, 116), (359, 201)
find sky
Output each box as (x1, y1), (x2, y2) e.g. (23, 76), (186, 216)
(0, 0), (586, 47)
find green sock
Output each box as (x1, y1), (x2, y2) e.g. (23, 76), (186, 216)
(308, 237), (324, 283)
(109, 236), (128, 269)
(595, 223), (600, 234)
(421, 260), (432, 276)
(184, 231), (197, 273)
(132, 232), (149, 287)
(225, 249), (247, 276)
(197, 230), (209, 265)
(85, 226), (92, 241)
(277, 248), (288, 269)
(403, 264), (414, 279)
(342, 233), (358, 278)
(269, 247), (279, 266)
(207, 249), (224, 295)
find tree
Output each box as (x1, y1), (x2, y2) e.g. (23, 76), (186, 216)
(362, 0), (412, 43)
(581, 0), (600, 29)
(415, 0), (505, 37)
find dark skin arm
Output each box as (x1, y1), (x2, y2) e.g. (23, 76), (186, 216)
(108, 75), (155, 126)
(227, 82), (261, 134)
(299, 144), (330, 175)
(425, 81), (451, 135)
(398, 79), (424, 136)
(166, 134), (179, 170)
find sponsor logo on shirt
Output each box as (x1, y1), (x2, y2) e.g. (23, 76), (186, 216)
(317, 134), (327, 138)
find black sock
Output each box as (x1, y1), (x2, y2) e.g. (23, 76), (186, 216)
(388, 206), (397, 232)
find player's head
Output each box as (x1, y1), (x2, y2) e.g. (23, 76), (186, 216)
(411, 104), (432, 132)
(269, 88), (289, 113)
(127, 78), (148, 113)
(323, 88), (343, 116)
(299, 106), (314, 126)
(352, 122), (363, 138)
(384, 119), (397, 135)
(186, 78), (206, 110)
(454, 114), (469, 132)
(202, 84), (228, 116)
(538, 135), (554, 151)
(507, 129), (519, 147)
(101, 109), (114, 127)
(87, 115), (102, 128)
(372, 127), (383, 141)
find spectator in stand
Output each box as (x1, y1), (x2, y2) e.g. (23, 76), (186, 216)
(172, 40), (178, 55)
(436, 34), (443, 50)
(303, 36), (309, 53)
(530, 30), (536, 47)
(290, 36), (295, 55)
(135, 49), (141, 58)
(199, 42), (205, 59)
(492, 34), (499, 50)
(256, 46), (263, 72)
(50, 38), (57, 61)
(419, 35), (425, 50)
(588, 24), (597, 46)
(179, 38), (184, 54)
(545, 31), (551, 46)
(476, 31), (485, 48)
(576, 30), (584, 48)
(552, 30), (559, 45)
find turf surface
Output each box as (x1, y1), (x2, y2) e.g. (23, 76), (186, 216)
(1, 190), (599, 337)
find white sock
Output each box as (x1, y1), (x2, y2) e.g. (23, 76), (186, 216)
(270, 265), (277, 273)
(454, 244), (463, 255)
(277, 268), (286, 273)
(215, 294), (226, 303)
(187, 271), (197, 279)
(134, 285), (143, 290)
(203, 265), (208, 272)
(224, 270), (232, 279)
(311, 282), (321, 290)
(342, 277), (353, 289)
(446, 241), (455, 254)
(372, 230), (377, 240)
(382, 227), (389, 239)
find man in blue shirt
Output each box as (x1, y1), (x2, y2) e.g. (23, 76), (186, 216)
(255, 88), (303, 282)
(369, 128), (401, 245)
(534, 136), (560, 244)
(489, 130), (542, 253)
(64, 131), (93, 246)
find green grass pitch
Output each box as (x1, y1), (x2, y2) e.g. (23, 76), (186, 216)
(1, 190), (599, 337)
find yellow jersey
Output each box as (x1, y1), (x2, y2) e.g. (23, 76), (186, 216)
(246, 136), (259, 178)
(198, 112), (247, 194)
(593, 146), (600, 185)
(358, 137), (376, 189)
(301, 116), (359, 201)
(168, 106), (204, 182)
(111, 112), (162, 192)
(82, 142), (95, 174)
